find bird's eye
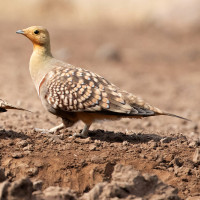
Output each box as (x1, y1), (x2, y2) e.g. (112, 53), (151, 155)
(34, 30), (39, 34)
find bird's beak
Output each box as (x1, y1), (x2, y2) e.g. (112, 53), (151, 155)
(16, 30), (25, 34)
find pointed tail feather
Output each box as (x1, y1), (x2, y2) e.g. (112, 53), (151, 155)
(158, 112), (191, 121)
(4, 105), (31, 112)
(0, 99), (31, 113)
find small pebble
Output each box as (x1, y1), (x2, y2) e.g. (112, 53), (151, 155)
(12, 152), (23, 158)
(75, 137), (91, 144)
(189, 141), (197, 148)
(122, 141), (129, 146)
(17, 140), (28, 148)
(89, 144), (96, 151)
(27, 167), (39, 176)
(33, 180), (43, 191)
(193, 148), (200, 164)
(174, 157), (183, 167)
(94, 140), (101, 146)
(90, 155), (104, 163)
(160, 137), (172, 144)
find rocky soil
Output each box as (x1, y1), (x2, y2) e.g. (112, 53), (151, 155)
(0, 23), (199, 199)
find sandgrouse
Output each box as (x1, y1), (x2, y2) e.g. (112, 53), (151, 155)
(0, 99), (29, 113)
(16, 26), (188, 137)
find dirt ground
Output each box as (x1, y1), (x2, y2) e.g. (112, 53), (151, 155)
(0, 22), (200, 199)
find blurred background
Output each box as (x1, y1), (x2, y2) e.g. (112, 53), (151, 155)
(1, 0), (200, 30)
(0, 0), (199, 134)
(0, 0), (200, 30)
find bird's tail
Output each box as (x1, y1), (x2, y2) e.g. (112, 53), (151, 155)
(4, 105), (31, 112)
(157, 112), (191, 121)
(0, 99), (31, 112)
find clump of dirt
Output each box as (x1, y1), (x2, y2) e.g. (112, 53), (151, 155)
(0, 177), (77, 200)
(0, 164), (183, 200)
(81, 164), (181, 200)
(0, 127), (199, 199)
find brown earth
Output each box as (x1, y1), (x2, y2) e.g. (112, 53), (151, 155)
(0, 22), (200, 199)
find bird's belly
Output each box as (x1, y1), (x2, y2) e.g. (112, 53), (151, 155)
(76, 112), (122, 124)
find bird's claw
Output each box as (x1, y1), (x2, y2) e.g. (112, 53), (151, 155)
(71, 124), (90, 138)
(34, 128), (64, 143)
(34, 123), (64, 134)
(72, 132), (88, 138)
(34, 128), (55, 134)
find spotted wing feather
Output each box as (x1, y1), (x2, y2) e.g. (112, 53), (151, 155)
(44, 66), (158, 116)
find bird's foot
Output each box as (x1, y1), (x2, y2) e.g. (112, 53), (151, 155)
(72, 132), (88, 138)
(34, 123), (64, 134)
(34, 128), (53, 134)
(72, 124), (91, 138)
(34, 123), (65, 143)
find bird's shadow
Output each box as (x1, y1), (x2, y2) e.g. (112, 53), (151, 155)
(87, 129), (175, 144)
(0, 129), (30, 140)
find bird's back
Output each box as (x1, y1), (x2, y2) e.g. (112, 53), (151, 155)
(38, 60), (163, 120)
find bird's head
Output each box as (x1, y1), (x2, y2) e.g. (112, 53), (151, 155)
(16, 26), (50, 46)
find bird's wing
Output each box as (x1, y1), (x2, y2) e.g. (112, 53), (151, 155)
(43, 66), (158, 116)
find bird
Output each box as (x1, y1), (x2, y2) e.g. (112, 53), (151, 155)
(16, 26), (189, 137)
(0, 99), (30, 113)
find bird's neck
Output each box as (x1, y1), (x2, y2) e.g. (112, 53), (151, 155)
(29, 44), (54, 94)
(33, 43), (52, 56)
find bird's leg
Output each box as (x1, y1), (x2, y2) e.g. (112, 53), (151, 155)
(34, 123), (65, 143)
(34, 123), (65, 134)
(34, 118), (75, 134)
(73, 124), (91, 138)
